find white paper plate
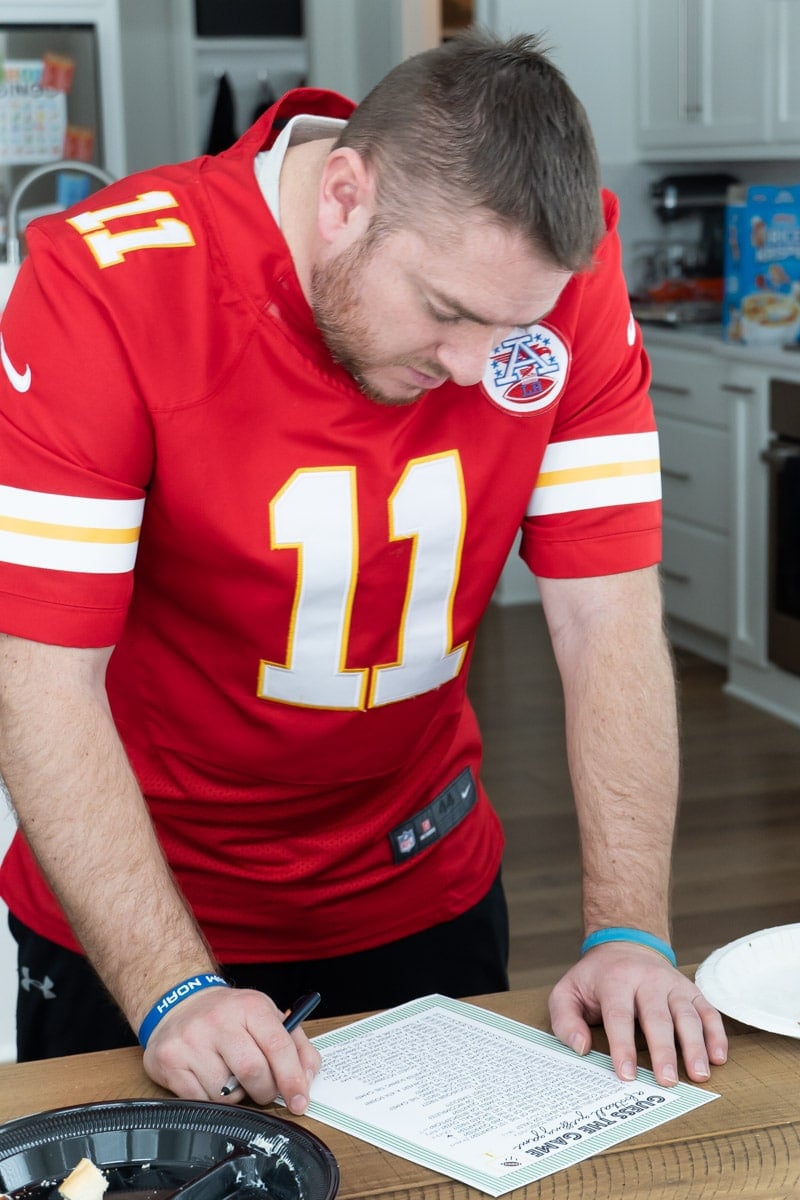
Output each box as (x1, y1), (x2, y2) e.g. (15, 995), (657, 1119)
(695, 923), (800, 1038)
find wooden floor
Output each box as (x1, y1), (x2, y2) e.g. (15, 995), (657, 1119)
(468, 602), (800, 989)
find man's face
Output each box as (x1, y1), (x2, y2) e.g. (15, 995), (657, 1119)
(310, 211), (572, 406)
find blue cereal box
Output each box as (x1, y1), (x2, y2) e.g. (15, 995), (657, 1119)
(723, 184), (800, 347)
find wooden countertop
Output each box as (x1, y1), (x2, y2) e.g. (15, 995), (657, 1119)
(0, 985), (797, 1199)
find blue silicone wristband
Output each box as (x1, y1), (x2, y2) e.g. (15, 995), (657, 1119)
(580, 927), (677, 967)
(137, 973), (230, 1048)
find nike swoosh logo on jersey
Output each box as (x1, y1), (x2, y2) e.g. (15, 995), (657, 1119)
(0, 333), (32, 393)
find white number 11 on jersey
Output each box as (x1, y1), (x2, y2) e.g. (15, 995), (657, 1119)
(258, 452), (468, 710)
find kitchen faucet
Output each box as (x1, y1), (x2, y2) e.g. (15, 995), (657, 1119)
(6, 158), (116, 266)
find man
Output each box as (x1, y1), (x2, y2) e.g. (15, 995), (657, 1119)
(0, 30), (726, 1110)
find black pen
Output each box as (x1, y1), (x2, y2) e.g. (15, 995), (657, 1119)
(220, 990), (322, 1096)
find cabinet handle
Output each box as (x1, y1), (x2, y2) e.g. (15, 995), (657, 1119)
(650, 382), (691, 397)
(662, 568), (690, 585)
(721, 383), (756, 396)
(760, 444), (800, 465)
(661, 467), (691, 482)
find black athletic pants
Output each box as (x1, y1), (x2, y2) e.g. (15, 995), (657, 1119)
(9, 871), (509, 1060)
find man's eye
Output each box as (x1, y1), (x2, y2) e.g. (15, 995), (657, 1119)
(429, 306), (463, 324)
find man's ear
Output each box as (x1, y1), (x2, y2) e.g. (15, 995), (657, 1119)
(317, 147), (375, 247)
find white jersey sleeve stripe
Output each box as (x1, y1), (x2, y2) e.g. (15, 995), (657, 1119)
(0, 531), (139, 573)
(527, 431), (661, 517)
(0, 484), (144, 528)
(535, 431), (660, 471)
(0, 485), (143, 574)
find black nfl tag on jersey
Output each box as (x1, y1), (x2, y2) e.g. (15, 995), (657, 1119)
(389, 767), (477, 864)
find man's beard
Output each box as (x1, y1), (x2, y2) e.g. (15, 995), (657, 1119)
(310, 235), (429, 407)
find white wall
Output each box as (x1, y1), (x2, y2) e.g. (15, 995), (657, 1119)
(306, 0), (441, 101)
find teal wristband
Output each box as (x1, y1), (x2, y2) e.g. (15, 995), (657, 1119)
(580, 927), (677, 967)
(137, 973), (230, 1048)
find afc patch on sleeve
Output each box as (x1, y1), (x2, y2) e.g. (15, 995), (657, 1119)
(388, 767), (477, 864)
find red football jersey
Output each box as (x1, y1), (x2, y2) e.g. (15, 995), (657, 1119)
(0, 90), (660, 960)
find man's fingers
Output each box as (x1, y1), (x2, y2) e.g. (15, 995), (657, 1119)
(548, 981), (596, 1058)
(672, 990), (728, 1081)
(634, 992), (681, 1085)
(143, 986), (320, 1108)
(229, 1022), (310, 1110)
(548, 948), (728, 1090)
(593, 996), (641, 1082)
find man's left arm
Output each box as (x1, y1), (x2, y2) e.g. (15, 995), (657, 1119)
(537, 565), (728, 1086)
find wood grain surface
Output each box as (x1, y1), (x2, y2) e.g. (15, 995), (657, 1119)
(0, 990), (797, 1200)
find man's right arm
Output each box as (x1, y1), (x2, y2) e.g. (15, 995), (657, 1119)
(0, 633), (319, 1107)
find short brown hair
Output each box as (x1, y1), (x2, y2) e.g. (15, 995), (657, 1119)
(335, 28), (604, 273)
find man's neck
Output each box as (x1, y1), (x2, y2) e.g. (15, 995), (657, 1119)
(279, 138), (336, 300)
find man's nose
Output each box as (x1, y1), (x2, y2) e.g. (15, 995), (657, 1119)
(436, 328), (503, 387)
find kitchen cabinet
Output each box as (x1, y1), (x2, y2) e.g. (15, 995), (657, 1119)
(0, 0), (126, 178)
(637, 0), (769, 156)
(770, 0), (800, 144)
(637, 0), (800, 160)
(645, 327), (800, 728)
(723, 359), (800, 729)
(648, 343), (733, 662)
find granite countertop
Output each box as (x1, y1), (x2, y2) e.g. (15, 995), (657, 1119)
(639, 321), (800, 373)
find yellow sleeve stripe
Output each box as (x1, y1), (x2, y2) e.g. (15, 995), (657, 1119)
(0, 514), (140, 544)
(536, 457), (660, 489)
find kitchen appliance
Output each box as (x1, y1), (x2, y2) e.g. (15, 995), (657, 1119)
(762, 378), (800, 676)
(630, 172), (739, 325)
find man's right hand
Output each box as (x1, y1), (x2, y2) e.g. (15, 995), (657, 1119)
(142, 986), (322, 1108)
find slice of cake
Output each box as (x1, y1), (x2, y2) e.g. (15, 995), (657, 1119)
(58, 1159), (109, 1200)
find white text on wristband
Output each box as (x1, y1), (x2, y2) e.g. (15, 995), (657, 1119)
(137, 973), (230, 1048)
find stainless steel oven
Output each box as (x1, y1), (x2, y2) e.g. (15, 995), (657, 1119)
(762, 378), (800, 675)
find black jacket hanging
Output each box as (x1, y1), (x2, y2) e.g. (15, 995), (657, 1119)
(205, 72), (237, 155)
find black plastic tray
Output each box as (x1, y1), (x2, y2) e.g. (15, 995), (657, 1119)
(0, 1100), (339, 1200)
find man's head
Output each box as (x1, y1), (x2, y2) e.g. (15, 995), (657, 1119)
(335, 27), (603, 274)
(308, 28), (604, 405)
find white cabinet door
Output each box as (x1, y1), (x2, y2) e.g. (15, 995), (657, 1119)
(658, 415), (729, 534)
(647, 340), (732, 648)
(697, 0), (770, 145)
(769, 0), (800, 143)
(661, 519), (730, 638)
(638, 0), (770, 154)
(637, 0), (687, 145)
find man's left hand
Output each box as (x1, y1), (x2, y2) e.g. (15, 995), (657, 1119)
(548, 943), (728, 1086)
